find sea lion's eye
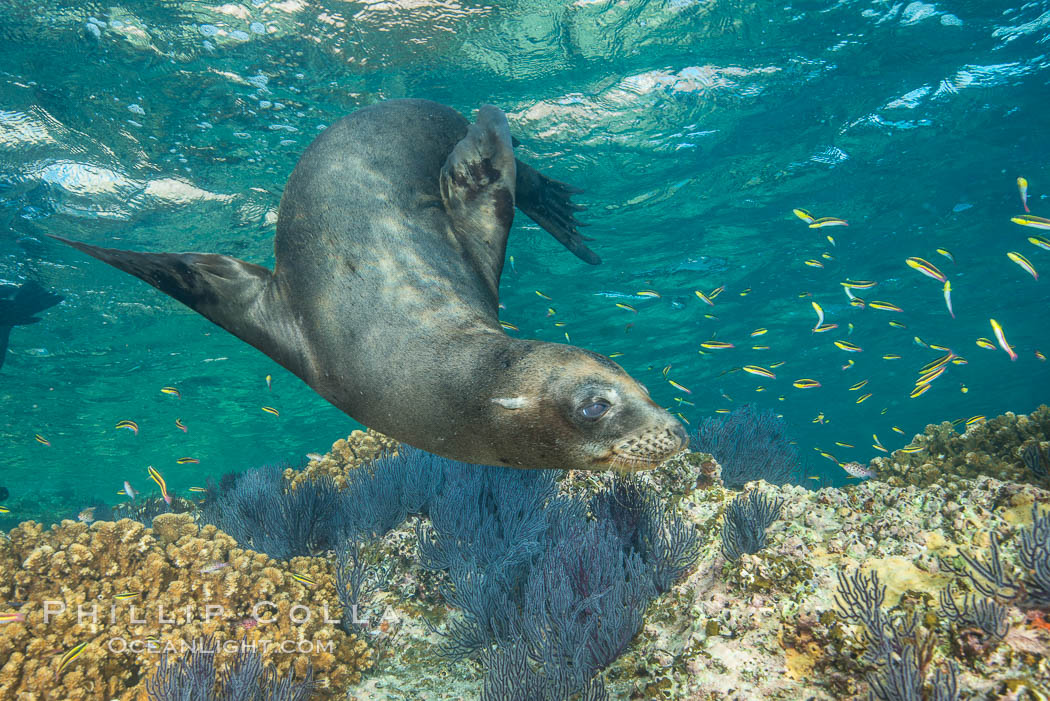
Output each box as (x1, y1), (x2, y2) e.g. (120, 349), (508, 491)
(579, 401), (610, 420)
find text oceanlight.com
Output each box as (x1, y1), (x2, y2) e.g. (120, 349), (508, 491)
(108, 637), (335, 655)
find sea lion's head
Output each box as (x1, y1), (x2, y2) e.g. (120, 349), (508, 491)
(486, 341), (688, 471)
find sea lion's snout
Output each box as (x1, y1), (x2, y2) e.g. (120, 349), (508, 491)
(605, 415), (688, 471)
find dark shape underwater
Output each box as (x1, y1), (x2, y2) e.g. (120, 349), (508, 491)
(0, 280), (63, 372)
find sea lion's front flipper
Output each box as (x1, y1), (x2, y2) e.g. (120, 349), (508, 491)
(514, 160), (600, 265)
(48, 235), (308, 376)
(439, 104), (517, 299)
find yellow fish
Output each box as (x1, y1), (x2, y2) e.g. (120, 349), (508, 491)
(608, 352), (624, 358)
(920, 353), (954, 374)
(1018, 176), (1030, 213)
(1011, 214), (1050, 230)
(750, 328), (767, 337)
(909, 384), (930, 398)
(793, 208), (816, 224)
(841, 280), (877, 289)
(804, 259), (824, 268)
(975, 337), (996, 350)
(834, 340), (862, 352)
(814, 323), (839, 333)
(668, 380), (692, 394)
(905, 257), (946, 283)
(965, 415), (986, 426)
(809, 217), (848, 228)
(868, 300), (903, 312)
(148, 466), (172, 505)
(742, 365), (776, 379)
(694, 290), (714, 306)
(261, 405), (280, 416)
(176, 457), (200, 464)
(793, 379), (821, 389)
(752, 345), (771, 350)
(1007, 251), (1038, 280)
(856, 393), (872, 404)
(615, 303), (637, 312)
(535, 290), (552, 300)
(883, 354), (902, 360)
(835, 442), (855, 448)
(872, 434), (887, 453)
(811, 301), (824, 331)
(889, 320), (907, 328)
(700, 341), (735, 350)
(291, 572), (317, 587)
(898, 445), (923, 454)
(499, 321), (518, 331)
(849, 379), (868, 391)
(1029, 235), (1050, 251)
(989, 318), (1018, 361)
(56, 641), (88, 677)
(916, 365), (946, 386)
(636, 290), (661, 298)
(740, 288), (751, 296)
(160, 386), (181, 398)
(936, 248), (955, 263)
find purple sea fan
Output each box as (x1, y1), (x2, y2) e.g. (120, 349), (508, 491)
(692, 404), (802, 488)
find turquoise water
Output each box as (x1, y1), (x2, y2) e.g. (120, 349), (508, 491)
(1, 1), (1048, 523)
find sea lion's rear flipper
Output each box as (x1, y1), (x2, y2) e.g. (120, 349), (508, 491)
(48, 235), (307, 375)
(0, 281), (64, 371)
(514, 161), (600, 265)
(440, 105), (517, 299)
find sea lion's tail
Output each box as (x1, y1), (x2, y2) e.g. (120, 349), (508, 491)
(48, 235), (308, 375)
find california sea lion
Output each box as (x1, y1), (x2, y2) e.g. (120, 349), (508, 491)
(51, 99), (687, 470)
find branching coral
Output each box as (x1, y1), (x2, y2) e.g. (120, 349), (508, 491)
(0, 514), (371, 699)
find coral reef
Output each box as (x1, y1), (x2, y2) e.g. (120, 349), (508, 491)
(0, 513), (371, 699)
(873, 404), (1050, 489)
(6, 408), (1050, 699)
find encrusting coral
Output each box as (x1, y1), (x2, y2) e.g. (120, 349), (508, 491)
(285, 429), (399, 490)
(873, 404), (1050, 489)
(0, 513), (371, 699)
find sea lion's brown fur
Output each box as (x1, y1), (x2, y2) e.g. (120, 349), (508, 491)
(51, 99), (687, 470)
